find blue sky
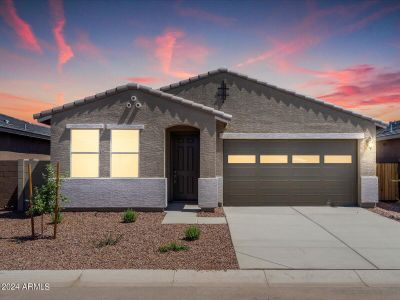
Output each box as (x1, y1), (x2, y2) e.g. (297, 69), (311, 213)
(0, 0), (399, 122)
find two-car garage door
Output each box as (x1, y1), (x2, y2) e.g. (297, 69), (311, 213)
(223, 140), (357, 206)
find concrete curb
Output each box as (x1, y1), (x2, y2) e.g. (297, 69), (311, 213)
(1, 269), (400, 288)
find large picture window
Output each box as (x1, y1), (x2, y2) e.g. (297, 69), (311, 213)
(70, 129), (99, 177)
(111, 130), (139, 177)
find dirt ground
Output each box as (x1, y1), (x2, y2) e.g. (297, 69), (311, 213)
(0, 211), (238, 270)
(369, 201), (400, 222)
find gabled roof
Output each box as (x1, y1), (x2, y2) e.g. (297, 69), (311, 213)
(33, 83), (232, 124)
(160, 68), (388, 128)
(0, 113), (50, 140)
(377, 121), (400, 140)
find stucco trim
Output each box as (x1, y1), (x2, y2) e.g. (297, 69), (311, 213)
(66, 124), (105, 129)
(106, 124), (145, 130)
(159, 68), (387, 128)
(360, 176), (379, 204)
(220, 132), (365, 140)
(198, 178), (218, 209)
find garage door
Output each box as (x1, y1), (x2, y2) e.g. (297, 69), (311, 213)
(223, 140), (357, 206)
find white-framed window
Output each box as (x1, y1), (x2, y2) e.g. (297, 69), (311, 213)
(70, 129), (100, 178)
(111, 130), (139, 177)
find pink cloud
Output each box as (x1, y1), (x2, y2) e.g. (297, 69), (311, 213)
(237, 35), (319, 68)
(56, 92), (65, 105)
(313, 66), (400, 111)
(74, 30), (105, 63)
(49, 0), (74, 72)
(0, 91), (52, 122)
(343, 2), (400, 34)
(237, 2), (397, 70)
(136, 29), (209, 79)
(175, 0), (235, 27)
(126, 77), (160, 84)
(0, 0), (41, 52)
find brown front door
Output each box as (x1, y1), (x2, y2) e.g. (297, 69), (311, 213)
(171, 132), (200, 201)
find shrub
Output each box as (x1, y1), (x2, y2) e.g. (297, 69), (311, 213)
(122, 209), (138, 223)
(184, 225), (201, 241)
(158, 245), (170, 253)
(95, 233), (123, 248)
(50, 212), (63, 224)
(158, 242), (189, 253)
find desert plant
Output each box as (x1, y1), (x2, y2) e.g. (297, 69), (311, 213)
(158, 242), (189, 253)
(30, 164), (68, 236)
(95, 233), (123, 248)
(50, 212), (63, 224)
(122, 209), (138, 223)
(184, 225), (201, 241)
(158, 244), (170, 253)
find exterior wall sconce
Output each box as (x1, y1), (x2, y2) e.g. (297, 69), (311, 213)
(366, 136), (374, 150)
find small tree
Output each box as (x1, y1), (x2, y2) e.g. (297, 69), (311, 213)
(32, 164), (68, 236)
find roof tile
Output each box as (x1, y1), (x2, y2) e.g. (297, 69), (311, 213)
(33, 83), (232, 123)
(158, 68), (387, 128)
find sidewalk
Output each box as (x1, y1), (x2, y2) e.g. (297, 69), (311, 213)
(2, 269), (400, 288)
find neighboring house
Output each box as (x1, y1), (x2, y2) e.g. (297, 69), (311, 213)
(33, 69), (386, 210)
(377, 121), (400, 163)
(0, 114), (50, 160)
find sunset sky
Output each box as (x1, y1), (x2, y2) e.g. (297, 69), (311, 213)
(0, 0), (399, 124)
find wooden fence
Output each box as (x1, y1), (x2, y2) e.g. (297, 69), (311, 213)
(377, 163), (399, 201)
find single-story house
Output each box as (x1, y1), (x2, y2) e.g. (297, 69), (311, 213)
(0, 113), (50, 160)
(33, 68), (386, 210)
(377, 121), (400, 163)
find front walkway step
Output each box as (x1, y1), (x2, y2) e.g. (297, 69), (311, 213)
(162, 211), (226, 224)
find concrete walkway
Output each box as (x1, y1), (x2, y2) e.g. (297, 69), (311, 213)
(225, 206), (400, 270)
(162, 202), (226, 224)
(2, 269), (400, 287)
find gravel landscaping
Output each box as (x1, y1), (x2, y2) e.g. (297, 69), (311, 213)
(369, 202), (400, 222)
(197, 207), (225, 217)
(0, 211), (238, 270)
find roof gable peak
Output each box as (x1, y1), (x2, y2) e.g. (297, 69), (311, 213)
(159, 68), (387, 128)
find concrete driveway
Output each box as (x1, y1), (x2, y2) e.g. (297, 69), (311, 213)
(225, 206), (400, 270)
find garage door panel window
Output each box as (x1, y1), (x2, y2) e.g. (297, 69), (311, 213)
(70, 129), (99, 178)
(292, 155), (320, 164)
(227, 155), (256, 164)
(324, 155), (352, 164)
(111, 130), (140, 177)
(260, 155), (288, 164)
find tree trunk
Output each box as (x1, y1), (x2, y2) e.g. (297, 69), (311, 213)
(28, 163), (35, 238)
(41, 214), (44, 236)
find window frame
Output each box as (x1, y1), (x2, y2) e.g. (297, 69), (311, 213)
(110, 129), (140, 178)
(70, 129), (100, 178)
